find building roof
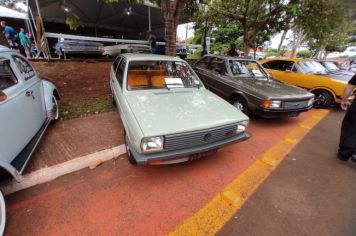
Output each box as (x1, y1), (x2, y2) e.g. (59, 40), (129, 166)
(29, 0), (166, 39)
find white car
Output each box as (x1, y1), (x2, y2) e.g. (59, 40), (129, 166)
(0, 46), (59, 181)
(103, 44), (150, 57)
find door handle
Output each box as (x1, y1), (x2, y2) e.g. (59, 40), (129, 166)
(25, 90), (34, 97)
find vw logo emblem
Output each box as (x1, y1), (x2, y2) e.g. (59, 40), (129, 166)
(204, 133), (212, 141)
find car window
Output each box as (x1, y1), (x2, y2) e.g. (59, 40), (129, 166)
(229, 59), (269, 78)
(0, 59), (17, 90)
(126, 60), (201, 90)
(116, 59), (125, 87)
(298, 61), (328, 75)
(195, 56), (211, 68)
(263, 60), (292, 71)
(12, 56), (35, 80)
(113, 56), (122, 72)
(208, 57), (226, 74)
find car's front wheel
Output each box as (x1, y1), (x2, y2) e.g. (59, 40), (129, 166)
(50, 94), (59, 123)
(124, 131), (137, 165)
(312, 90), (333, 108)
(232, 96), (249, 115)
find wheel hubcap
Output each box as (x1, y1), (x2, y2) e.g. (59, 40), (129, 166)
(51, 96), (59, 120)
(125, 136), (131, 156)
(314, 94), (326, 106)
(233, 101), (244, 111)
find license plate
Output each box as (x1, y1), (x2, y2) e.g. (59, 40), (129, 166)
(288, 112), (299, 117)
(189, 149), (218, 161)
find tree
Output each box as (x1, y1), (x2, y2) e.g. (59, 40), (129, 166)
(208, 0), (295, 58)
(250, 28), (272, 59)
(293, 0), (352, 58)
(210, 23), (244, 54)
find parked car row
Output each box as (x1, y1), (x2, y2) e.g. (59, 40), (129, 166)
(54, 39), (191, 59)
(1, 44), (354, 180)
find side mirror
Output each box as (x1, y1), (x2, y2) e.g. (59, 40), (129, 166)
(0, 91), (7, 102)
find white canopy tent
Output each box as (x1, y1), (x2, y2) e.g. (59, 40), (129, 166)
(0, 5), (27, 19)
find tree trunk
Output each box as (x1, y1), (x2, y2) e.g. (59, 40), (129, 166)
(161, 0), (185, 57)
(278, 30), (287, 51)
(290, 30), (304, 58)
(243, 40), (250, 58)
(0, 33), (9, 47)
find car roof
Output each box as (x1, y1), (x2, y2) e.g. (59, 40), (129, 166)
(200, 55), (258, 62)
(122, 53), (185, 62)
(0, 45), (12, 53)
(262, 57), (313, 62)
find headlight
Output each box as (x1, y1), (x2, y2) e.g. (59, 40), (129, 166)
(237, 120), (249, 133)
(262, 100), (281, 109)
(307, 97), (314, 106)
(141, 136), (164, 153)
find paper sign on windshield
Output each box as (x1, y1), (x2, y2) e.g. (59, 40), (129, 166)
(252, 70), (263, 77)
(164, 78), (184, 88)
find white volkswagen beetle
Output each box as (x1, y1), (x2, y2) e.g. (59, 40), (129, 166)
(0, 46), (59, 181)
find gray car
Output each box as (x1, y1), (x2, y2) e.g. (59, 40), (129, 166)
(193, 55), (315, 118)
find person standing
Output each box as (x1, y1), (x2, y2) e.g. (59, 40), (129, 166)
(19, 28), (31, 58)
(148, 32), (157, 54)
(0, 21), (26, 57)
(338, 73), (356, 162)
(227, 43), (239, 57)
(1, 21), (17, 48)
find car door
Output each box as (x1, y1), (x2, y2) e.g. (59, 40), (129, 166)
(111, 57), (126, 116)
(0, 55), (46, 163)
(262, 60), (298, 84)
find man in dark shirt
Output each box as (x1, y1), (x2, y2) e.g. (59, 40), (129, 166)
(338, 73), (356, 162)
(148, 32), (157, 54)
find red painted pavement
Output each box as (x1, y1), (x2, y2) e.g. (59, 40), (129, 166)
(5, 110), (315, 236)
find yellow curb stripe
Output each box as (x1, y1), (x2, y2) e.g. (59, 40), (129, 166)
(168, 109), (330, 236)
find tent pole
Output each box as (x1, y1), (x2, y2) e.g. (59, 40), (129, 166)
(148, 6), (151, 32)
(34, 0), (51, 59)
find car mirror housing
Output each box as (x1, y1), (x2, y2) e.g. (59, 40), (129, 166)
(0, 91), (7, 102)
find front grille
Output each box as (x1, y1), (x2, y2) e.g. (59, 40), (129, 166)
(283, 100), (309, 109)
(164, 123), (237, 151)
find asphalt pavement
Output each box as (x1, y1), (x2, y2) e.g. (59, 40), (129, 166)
(3, 109), (356, 235)
(218, 109), (356, 236)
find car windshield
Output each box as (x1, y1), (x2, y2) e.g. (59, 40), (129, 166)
(298, 61), (328, 75)
(321, 61), (339, 71)
(228, 60), (269, 78)
(127, 60), (201, 90)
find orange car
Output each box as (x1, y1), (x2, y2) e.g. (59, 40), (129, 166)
(260, 58), (352, 107)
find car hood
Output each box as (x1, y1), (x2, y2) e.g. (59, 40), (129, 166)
(125, 89), (248, 137)
(228, 76), (313, 100)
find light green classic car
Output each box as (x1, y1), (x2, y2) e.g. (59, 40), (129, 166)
(110, 54), (250, 165)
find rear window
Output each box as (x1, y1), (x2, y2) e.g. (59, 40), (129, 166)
(126, 60), (201, 90)
(0, 59), (17, 90)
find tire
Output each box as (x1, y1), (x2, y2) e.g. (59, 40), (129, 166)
(50, 94), (59, 123)
(111, 93), (116, 106)
(124, 131), (137, 165)
(0, 190), (6, 236)
(312, 90), (333, 108)
(232, 96), (249, 115)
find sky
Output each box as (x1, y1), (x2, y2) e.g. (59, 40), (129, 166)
(177, 23), (291, 49)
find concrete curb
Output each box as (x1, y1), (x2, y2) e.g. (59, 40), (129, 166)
(1, 145), (126, 196)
